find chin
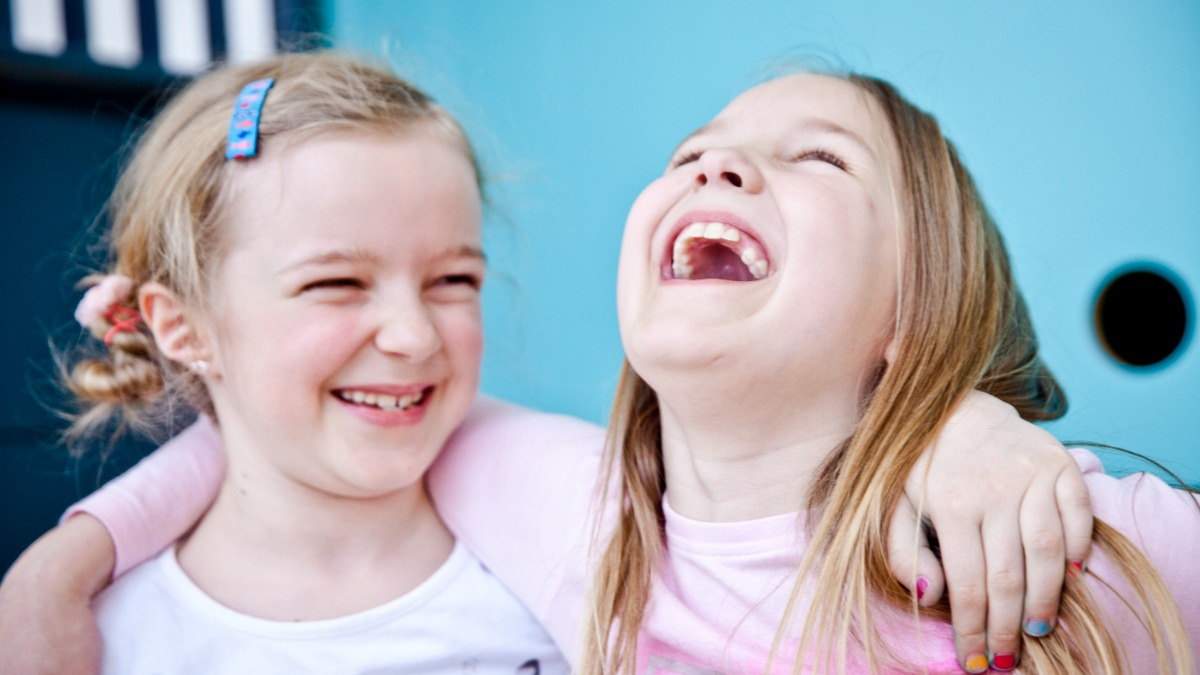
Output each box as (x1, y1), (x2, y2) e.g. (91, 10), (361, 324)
(334, 468), (429, 500)
(627, 345), (730, 396)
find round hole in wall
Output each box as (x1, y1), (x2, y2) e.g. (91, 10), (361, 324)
(1093, 265), (1192, 368)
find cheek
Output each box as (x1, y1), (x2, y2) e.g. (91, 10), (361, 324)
(621, 177), (682, 269)
(616, 180), (675, 324)
(439, 305), (485, 374)
(791, 185), (895, 273)
(219, 306), (357, 383)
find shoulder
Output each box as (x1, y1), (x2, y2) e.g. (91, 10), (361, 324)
(450, 396), (606, 446)
(433, 396), (607, 484)
(421, 545), (572, 673)
(1071, 447), (1200, 556)
(1070, 448), (1200, 664)
(436, 544), (554, 624)
(95, 547), (174, 611)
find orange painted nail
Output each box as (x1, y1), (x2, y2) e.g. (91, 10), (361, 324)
(964, 654), (989, 673)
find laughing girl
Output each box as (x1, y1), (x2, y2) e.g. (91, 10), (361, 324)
(580, 72), (1199, 672)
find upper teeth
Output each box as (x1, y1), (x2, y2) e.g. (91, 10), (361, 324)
(671, 221), (769, 280)
(337, 389), (424, 410)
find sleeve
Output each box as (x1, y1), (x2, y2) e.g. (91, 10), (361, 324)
(1069, 448), (1200, 668)
(426, 396), (612, 658)
(63, 416), (226, 578)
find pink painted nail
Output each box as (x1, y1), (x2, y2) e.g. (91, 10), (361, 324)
(916, 576), (929, 601)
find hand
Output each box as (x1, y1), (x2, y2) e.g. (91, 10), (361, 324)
(886, 390), (1092, 673)
(0, 515), (116, 675)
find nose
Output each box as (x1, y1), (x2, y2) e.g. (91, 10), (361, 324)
(695, 147), (764, 193)
(374, 301), (442, 363)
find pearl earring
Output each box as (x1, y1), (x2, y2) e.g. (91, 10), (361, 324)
(189, 360), (210, 376)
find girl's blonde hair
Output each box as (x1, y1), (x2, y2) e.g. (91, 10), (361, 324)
(65, 51), (480, 448)
(582, 74), (1192, 673)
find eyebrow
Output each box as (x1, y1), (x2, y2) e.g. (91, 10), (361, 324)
(280, 247), (378, 274)
(452, 245), (488, 264)
(671, 120), (725, 157)
(797, 118), (877, 159)
(279, 244), (486, 274)
(670, 117), (877, 159)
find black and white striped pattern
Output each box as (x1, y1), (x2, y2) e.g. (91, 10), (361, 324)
(4, 0), (297, 75)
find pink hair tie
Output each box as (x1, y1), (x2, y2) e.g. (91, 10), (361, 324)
(76, 275), (140, 344)
(101, 305), (142, 345)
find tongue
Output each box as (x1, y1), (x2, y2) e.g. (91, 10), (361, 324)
(688, 241), (756, 281)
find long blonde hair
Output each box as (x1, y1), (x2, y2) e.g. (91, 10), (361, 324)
(64, 51), (480, 448)
(582, 73), (1191, 673)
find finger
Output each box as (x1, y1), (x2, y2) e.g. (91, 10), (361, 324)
(1056, 464), (1094, 569)
(936, 520), (989, 673)
(1021, 473), (1067, 639)
(886, 495), (944, 606)
(981, 508), (1026, 671)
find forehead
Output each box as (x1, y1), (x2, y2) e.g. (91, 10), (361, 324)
(220, 128), (482, 257)
(234, 127), (478, 214)
(713, 74), (894, 151)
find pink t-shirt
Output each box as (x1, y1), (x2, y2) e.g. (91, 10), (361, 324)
(69, 397), (1200, 672)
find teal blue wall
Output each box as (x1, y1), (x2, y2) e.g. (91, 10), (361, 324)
(324, 1), (1200, 482)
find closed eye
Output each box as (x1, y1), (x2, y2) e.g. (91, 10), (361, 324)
(791, 148), (848, 171)
(669, 149), (703, 169)
(435, 274), (483, 290)
(302, 278), (365, 292)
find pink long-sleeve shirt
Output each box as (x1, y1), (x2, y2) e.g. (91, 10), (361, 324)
(69, 397), (1200, 672)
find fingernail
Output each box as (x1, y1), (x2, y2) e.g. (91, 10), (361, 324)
(1024, 618), (1052, 637)
(963, 654), (989, 673)
(916, 576), (928, 601)
(992, 653), (1017, 671)
(1067, 559), (1087, 576)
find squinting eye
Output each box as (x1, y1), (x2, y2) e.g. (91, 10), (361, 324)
(792, 149), (848, 171)
(303, 278), (364, 292)
(669, 150), (703, 169)
(436, 274), (483, 290)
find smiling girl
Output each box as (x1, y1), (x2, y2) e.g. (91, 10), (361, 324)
(2, 56), (1119, 674)
(40, 53), (566, 673)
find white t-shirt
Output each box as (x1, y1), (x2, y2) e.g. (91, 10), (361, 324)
(94, 539), (568, 675)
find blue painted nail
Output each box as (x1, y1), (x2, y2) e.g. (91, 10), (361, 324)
(1024, 619), (1052, 636)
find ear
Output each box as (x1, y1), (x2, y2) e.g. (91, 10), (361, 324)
(883, 334), (900, 366)
(138, 282), (211, 367)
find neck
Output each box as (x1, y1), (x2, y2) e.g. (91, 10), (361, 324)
(654, 373), (862, 523)
(177, 440), (452, 621)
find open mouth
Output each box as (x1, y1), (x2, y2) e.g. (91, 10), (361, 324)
(333, 386), (431, 412)
(668, 221), (769, 281)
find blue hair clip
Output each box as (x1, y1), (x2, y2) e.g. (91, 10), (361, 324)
(225, 78), (275, 161)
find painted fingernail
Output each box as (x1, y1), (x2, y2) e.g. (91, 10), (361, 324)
(1024, 619), (1052, 637)
(916, 576), (928, 601)
(1067, 559), (1087, 576)
(992, 652), (1017, 671)
(963, 654), (989, 673)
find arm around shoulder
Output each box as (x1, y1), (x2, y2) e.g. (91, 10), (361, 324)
(0, 417), (225, 674)
(0, 514), (113, 675)
(66, 415), (225, 577)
